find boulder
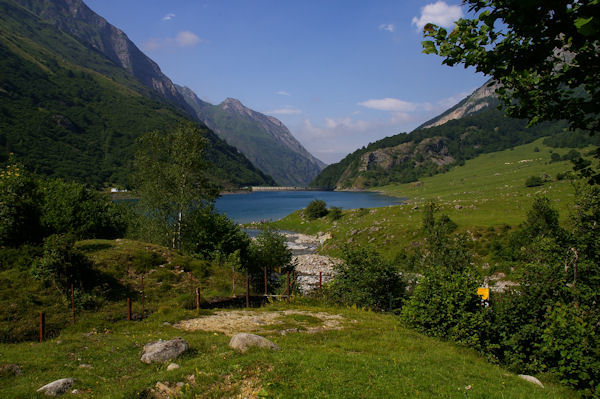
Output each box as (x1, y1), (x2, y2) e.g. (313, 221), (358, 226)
(518, 374), (544, 388)
(229, 333), (279, 353)
(140, 338), (189, 364)
(36, 378), (74, 396)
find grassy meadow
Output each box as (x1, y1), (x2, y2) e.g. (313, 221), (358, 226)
(273, 139), (591, 263)
(0, 299), (576, 398)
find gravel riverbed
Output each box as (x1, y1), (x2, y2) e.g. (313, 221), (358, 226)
(283, 232), (340, 292)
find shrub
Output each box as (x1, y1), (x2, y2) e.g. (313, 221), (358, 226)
(525, 175), (543, 187)
(305, 199), (328, 220)
(325, 246), (405, 311)
(40, 179), (128, 239)
(181, 205), (249, 260)
(0, 158), (43, 246)
(328, 206), (343, 221)
(247, 226), (293, 292)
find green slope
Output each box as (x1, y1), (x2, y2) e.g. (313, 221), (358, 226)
(0, 0), (274, 188)
(276, 139), (590, 262)
(311, 87), (597, 190)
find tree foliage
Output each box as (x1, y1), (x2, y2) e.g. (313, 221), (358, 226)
(326, 246), (405, 311)
(421, 0), (600, 183)
(305, 199), (328, 220)
(134, 122), (219, 249)
(422, 0), (600, 134)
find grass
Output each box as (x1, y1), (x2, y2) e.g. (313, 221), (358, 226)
(0, 301), (577, 398)
(273, 139), (592, 264)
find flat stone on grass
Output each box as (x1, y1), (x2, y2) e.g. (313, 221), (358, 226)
(229, 333), (279, 353)
(36, 378), (74, 396)
(140, 337), (189, 364)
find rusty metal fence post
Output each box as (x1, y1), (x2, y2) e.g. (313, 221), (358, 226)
(264, 267), (267, 296)
(39, 312), (45, 342)
(319, 272), (322, 293)
(71, 283), (75, 324)
(286, 272), (290, 302)
(141, 275), (145, 317)
(246, 276), (250, 307)
(196, 287), (200, 312)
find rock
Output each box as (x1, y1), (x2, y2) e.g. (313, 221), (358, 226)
(167, 363), (180, 371)
(71, 390), (81, 395)
(455, 204), (463, 210)
(37, 378), (74, 396)
(518, 374), (544, 388)
(0, 363), (22, 376)
(78, 364), (93, 369)
(140, 337), (189, 364)
(229, 333), (280, 353)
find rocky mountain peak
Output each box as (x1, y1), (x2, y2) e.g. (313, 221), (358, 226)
(12, 0), (195, 115)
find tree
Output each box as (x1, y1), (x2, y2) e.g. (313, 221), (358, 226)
(133, 122), (219, 249)
(305, 199), (328, 220)
(0, 156), (43, 246)
(421, 1), (600, 182)
(326, 246), (405, 311)
(247, 225), (293, 291)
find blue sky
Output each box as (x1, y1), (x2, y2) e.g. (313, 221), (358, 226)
(84, 0), (487, 164)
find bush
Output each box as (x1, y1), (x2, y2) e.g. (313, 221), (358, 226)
(305, 199), (328, 220)
(328, 206), (343, 221)
(30, 234), (94, 294)
(181, 205), (250, 260)
(0, 158), (43, 246)
(40, 179), (127, 239)
(247, 226), (293, 292)
(525, 175), (544, 187)
(325, 246), (405, 311)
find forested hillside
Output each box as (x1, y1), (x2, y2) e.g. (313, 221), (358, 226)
(311, 85), (598, 189)
(0, 0), (274, 188)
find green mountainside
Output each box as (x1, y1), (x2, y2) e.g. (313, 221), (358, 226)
(0, 0), (274, 188)
(311, 82), (598, 190)
(10, 0), (195, 115)
(178, 85), (326, 186)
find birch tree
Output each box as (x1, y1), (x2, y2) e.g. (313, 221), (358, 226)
(134, 122), (218, 249)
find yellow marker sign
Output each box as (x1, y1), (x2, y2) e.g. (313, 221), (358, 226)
(477, 287), (490, 301)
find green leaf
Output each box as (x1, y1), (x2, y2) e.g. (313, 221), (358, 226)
(422, 40), (438, 55)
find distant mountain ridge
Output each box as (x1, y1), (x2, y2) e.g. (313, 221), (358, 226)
(177, 85), (326, 186)
(0, 0), (274, 188)
(311, 82), (569, 190)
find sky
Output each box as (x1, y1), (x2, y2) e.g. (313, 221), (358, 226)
(84, 0), (488, 164)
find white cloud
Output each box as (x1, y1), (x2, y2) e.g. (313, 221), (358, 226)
(358, 98), (418, 112)
(142, 31), (207, 51)
(268, 108), (302, 115)
(162, 13), (175, 21)
(411, 1), (463, 30)
(175, 31), (202, 47)
(378, 23), (395, 33)
(277, 90), (291, 96)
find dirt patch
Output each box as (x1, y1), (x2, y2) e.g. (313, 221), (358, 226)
(175, 310), (344, 336)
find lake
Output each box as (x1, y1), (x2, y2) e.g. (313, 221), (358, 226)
(215, 190), (405, 224)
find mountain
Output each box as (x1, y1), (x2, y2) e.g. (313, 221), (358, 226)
(10, 0), (196, 116)
(311, 82), (572, 190)
(0, 0), (274, 188)
(177, 85), (326, 186)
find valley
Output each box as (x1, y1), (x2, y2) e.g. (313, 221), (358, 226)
(0, 0), (598, 397)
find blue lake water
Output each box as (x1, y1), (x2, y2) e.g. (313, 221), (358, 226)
(215, 190), (405, 224)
